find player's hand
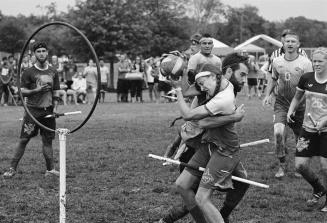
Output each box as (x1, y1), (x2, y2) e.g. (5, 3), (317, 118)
(235, 104), (245, 122)
(315, 118), (327, 131)
(287, 111), (295, 123)
(262, 95), (272, 106)
(164, 143), (176, 159)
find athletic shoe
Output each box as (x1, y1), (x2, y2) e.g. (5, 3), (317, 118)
(45, 169), (60, 177)
(294, 172), (302, 178)
(321, 204), (327, 212)
(275, 167), (285, 178)
(307, 190), (326, 207)
(3, 168), (16, 178)
(154, 219), (167, 223)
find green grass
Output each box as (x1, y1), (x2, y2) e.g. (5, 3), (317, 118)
(0, 93), (326, 222)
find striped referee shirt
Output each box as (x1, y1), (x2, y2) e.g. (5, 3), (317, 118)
(267, 47), (307, 73)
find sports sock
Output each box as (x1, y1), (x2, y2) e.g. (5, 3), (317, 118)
(162, 205), (189, 223)
(220, 181), (249, 219)
(189, 205), (207, 223)
(298, 165), (325, 192)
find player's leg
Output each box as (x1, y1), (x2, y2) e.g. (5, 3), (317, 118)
(295, 130), (325, 206)
(318, 132), (327, 211)
(220, 162), (249, 223)
(40, 117), (58, 175)
(274, 122), (287, 177)
(195, 147), (240, 223)
(175, 145), (210, 223)
(3, 114), (38, 178)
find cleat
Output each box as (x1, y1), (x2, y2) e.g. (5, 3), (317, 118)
(275, 167), (285, 178)
(307, 190), (326, 207)
(294, 172), (302, 178)
(3, 168), (16, 178)
(45, 169), (60, 177)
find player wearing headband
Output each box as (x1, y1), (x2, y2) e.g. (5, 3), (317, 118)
(157, 53), (249, 223)
(287, 47), (327, 212)
(263, 31), (313, 178)
(3, 41), (61, 178)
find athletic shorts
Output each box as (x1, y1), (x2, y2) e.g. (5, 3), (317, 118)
(296, 129), (327, 158)
(100, 83), (108, 91)
(274, 99), (304, 136)
(186, 143), (244, 190)
(247, 78), (258, 86)
(20, 106), (56, 140)
(158, 81), (171, 93)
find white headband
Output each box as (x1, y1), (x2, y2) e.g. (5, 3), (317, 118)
(195, 71), (211, 81)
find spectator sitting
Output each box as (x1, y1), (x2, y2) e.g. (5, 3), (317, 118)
(58, 81), (78, 105)
(72, 72), (87, 104)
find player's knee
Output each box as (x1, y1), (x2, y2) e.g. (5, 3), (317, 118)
(195, 191), (209, 208)
(295, 162), (307, 173)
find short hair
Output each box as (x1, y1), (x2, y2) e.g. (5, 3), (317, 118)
(202, 33), (212, 38)
(190, 33), (202, 43)
(222, 53), (249, 74)
(282, 30), (299, 39)
(33, 42), (47, 52)
(198, 63), (221, 75)
(313, 47), (327, 59)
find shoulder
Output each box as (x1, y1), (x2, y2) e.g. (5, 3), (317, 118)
(301, 72), (314, 80)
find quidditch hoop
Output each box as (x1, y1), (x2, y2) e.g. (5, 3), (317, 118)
(17, 21), (101, 134)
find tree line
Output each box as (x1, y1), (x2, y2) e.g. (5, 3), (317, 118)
(0, 0), (326, 61)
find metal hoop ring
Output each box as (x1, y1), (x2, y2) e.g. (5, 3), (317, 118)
(17, 21), (101, 134)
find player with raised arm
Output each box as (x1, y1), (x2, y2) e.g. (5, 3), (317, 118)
(287, 47), (327, 211)
(263, 30), (313, 178)
(3, 42), (61, 178)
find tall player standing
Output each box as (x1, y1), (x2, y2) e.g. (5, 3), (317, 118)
(287, 47), (327, 211)
(263, 30), (313, 178)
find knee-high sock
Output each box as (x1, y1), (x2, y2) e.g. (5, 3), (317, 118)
(220, 180), (249, 219)
(189, 205), (207, 223)
(298, 165), (325, 192)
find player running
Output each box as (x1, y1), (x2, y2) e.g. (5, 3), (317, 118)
(287, 47), (327, 212)
(263, 30), (313, 178)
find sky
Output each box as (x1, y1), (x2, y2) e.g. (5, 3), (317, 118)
(1, 0), (327, 22)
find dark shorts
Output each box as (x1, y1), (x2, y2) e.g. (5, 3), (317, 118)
(274, 99), (304, 136)
(247, 78), (258, 86)
(65, 80), (73, 89)
(186, 143), (244, 190)
(20, 107), (56, 140)
(158, 81), (171, 93)
(296, 129), (327, 158)
(117, 79), (130, 94)
(100, 83), (108, 91)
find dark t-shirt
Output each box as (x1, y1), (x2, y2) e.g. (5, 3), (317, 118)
(21, 65), (60, 108)
(64, 62), (77, 81)
(297, 72), (327, 132)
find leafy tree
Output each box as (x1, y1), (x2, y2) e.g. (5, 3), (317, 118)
(0, 18), (26, 54)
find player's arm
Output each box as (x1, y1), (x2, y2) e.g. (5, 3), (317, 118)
(263, 62), (278, 106)
(176, 87), (209, 120)
(287, 89), (304, 123)
(21, 70), (51, 96)
(163, 134), (182, 158)
(198, 104), (245, 128)
(52, 71), (61, 112)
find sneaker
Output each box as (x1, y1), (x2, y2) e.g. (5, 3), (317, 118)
(3, 168), (16, 178)
(294, 172), (302, 178)
(321, 204), (327, 212)
(307, 190), (326, 207)
(154, 219), (167, 223)
(45, 169), (60, 177)
(275, 167), (285, 178)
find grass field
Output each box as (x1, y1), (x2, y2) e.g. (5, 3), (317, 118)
(0, 93), (326, 223)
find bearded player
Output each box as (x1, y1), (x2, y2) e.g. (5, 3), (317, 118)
(3, 42), (61, 178)
(157, 53), (249, 223)
(263, 30), (313, 178)
(287, 47), (327, 212)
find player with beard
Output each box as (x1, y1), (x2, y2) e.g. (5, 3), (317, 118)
(3, 42), (61, 178)
(156, 53), (249, 223)
(263, 31), (313, 178)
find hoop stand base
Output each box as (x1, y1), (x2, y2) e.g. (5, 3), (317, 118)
(57, 128), (70, 223)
